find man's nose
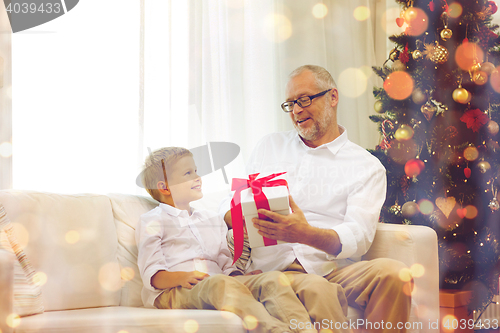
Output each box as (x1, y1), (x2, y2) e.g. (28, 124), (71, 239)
(292, 102), (303, 114)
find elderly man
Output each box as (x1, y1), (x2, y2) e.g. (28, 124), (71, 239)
(221, 65), (411, 333)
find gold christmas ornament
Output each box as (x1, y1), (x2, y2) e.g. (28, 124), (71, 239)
(389, 48), (400, 61)
(404, 7), (419, 22)
(395, 124), (414, 141)
(412, 50), (423, 60)
(487, 120), (500, 135)
(440, 28), (453, 41)
(392, 60), (406, 71)
(470, 62), (482, 74)
(473, 71), (488, 85)
(423, 43), (449, 64)
(411, 88), (427, 105)
(452, 87), (470, 104)
(464, 146), (479, 161)
(374, 100), (384, 113)
(482, 62), (496, 75)
(421, 103), (437, 121)
(477, 161), (491, 173)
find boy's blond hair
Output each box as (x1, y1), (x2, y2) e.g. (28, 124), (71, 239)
(141, 147), (193, 202)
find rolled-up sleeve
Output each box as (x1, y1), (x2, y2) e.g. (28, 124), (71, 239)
(329, 163), (387, 259)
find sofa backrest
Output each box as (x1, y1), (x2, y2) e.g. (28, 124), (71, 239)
(107, 193), (158, 307)
(0, 190), (122, 311)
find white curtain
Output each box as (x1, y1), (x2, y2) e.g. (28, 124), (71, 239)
(7, 0), (389, 194)
(142, 0), (386, 193)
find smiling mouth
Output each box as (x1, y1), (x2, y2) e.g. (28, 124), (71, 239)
(192, 185), (201, 190)
(297, 118), (310, 124)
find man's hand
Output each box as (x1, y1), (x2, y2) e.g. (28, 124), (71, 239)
(252, 195), (310, 243)
(178, 271), (209, 289)
(252, 195), (342, 256)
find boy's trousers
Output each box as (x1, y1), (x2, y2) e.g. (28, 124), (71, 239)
(154, 271), (317, 333)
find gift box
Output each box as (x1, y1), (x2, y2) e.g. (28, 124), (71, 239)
(230, 172), (289, 262)
(439, 289), (473, 333)
(240, 184), (290, 248)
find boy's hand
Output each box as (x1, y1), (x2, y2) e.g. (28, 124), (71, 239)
(180, 271), (209, 289)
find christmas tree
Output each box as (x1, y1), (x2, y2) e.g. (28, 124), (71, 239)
(370, 0), (500, 312)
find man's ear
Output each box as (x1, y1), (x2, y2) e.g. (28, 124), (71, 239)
(157, 181), (170, 195)
(329, 88), (339, 108)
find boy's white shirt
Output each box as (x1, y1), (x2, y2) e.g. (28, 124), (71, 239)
(135, 203), (238, 308)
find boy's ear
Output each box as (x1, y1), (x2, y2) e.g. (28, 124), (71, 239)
(157, 181), (171, 195)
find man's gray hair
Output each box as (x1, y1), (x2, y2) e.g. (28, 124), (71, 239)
(289, 65), (337, 91)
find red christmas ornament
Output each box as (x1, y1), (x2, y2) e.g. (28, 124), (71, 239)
(396, 17), (405, 27)
(428, 1), (435, 11)
(404, 159), (425, 177)
(457, 207), (467, 218)
(463, 38), (469, 45)
(464, 167), (471, 178)
(489, 1), (498, 14)
(400, 43), (410, 64)
(460, 109), (489, 132)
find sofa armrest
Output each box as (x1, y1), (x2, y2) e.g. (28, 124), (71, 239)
(363, 223), (439, 331)
(0, 249), (14, 333)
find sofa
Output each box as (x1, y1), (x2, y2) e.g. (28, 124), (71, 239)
(0, 189), (440, 333)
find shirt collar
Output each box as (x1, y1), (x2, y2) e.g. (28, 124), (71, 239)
(158, 203), (202, 227)
(295, 124), (348, 155)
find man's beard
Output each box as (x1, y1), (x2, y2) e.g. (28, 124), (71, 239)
(293, 104), (334, 143)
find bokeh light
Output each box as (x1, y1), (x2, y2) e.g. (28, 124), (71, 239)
(442, 314), (457, 333)
(402, 281), (415, 296)
(404, 7), (428, 36)
(6, 313), (21, 328)
(353, 6), (370, 21)
(463, 146), (479, 161)
(264, 14), (292, 42)
(464, 205), (478, 219)
(220, 305), (237, 319)
(338, 68), (368, 98)
(278, 272), (291, 286)
(490, 67), (500, 93)
(448, 2), (463, 18)
(65, 230), (80, 244)
(312, 3), (328, 19)
(146, 220), (161, 235)
(0, 142), (12, 158)
(32, 271), (48, 287)
(455, 43), (484, 71)
(11, 223), (29, 249)
(184, 319), (199, 333)
(418, 199), (434, 215)
(410, 263), (425, 278)
(243, 315), (259, 331)
(398, 267), (413, 282)
(383, 71), (414, 100)
(120, 267), (135, 281)
(98, 262), (122, 292)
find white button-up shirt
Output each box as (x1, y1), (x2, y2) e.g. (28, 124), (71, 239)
(136, 203), (237, 308)
(220, 125), (386, 276)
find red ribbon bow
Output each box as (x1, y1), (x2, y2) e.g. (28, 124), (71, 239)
(230, 172), (288, 264)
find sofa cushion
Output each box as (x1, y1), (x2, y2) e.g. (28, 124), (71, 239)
(15, 306), (246, 333)
(0, 191), (122, 311)
(107, 193), (158, 307)
(0, 204), (44, 316)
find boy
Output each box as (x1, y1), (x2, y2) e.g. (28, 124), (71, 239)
(136, 147), (318, 333)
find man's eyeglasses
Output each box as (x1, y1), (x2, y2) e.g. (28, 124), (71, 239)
(281, 89), (331, 113)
